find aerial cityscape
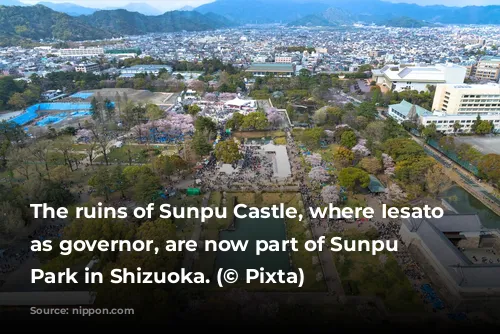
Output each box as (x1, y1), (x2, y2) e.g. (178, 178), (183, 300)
(0, 0), (500, 330)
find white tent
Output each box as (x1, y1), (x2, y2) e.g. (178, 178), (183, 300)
(224, 97), (253, 108)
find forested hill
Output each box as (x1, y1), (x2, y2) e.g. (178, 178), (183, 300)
(0, 5), (112, 46)
(80, 9), (235, 36)
(0, 5), (235, 46)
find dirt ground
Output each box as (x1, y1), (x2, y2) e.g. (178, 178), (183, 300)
(83, 88), (178, 105)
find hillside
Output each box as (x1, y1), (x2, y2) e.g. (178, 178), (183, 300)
(379, 16), (432, 28)
(80, 10), (236, 35)
(288, 7), (354, 27)
(0, 5), (235, 46)
(37, 2), (97, 16)
(0, 5), (112, 46)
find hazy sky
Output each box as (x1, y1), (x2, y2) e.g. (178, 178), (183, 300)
(21, 0), (215, 10)
(20, 0), (500, 11)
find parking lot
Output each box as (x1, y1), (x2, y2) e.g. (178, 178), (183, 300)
(454, 136), (500, 155)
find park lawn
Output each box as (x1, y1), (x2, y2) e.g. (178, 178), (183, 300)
(196, 191), (325, 291)
(274, 137), (287, 145)
(72, 143), (94, 151)
(167, 194), (204, 240)
(94, 145), (158, 164)
(316, 144), (340, 164)
(331, 229), (424, 313)
(47, 152), (86, 165)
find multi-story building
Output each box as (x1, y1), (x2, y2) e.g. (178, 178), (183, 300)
(432, 83), (500, 115)
(119, 65), (173, 78)
(372, 63), (466, 92)
(387, 84), (500, 133)
(246, 63), (295, 77)
(275, 56), (292, 63)
(56, 47), (104, 57)
(473, 56), (500, 81)
(74, 63), (100, 73)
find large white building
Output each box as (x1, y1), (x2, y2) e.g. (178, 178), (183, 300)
(74, 63), (100, 73)
(119, 65), (173, 78)
(372, 63), (466, 92)
(56, 47), (104, 57)
(422, 83), (500, 134)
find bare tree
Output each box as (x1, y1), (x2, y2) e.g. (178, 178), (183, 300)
(90, 124), (112, 166)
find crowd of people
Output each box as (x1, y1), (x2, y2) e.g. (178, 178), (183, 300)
(197, 144), (283, 191)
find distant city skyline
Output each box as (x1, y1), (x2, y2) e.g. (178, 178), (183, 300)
(17, 0), (500, 12)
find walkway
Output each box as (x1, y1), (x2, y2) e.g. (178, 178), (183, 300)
(286, 129), (345, 296)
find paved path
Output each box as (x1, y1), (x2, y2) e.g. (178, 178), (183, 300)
(286, 129), (345, 296)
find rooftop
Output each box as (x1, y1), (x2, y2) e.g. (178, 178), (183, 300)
(403, 215), (500, 289)
(246, 63), (294, 72)
(389, 99), (433, 117)
(375, 63), (465, 82)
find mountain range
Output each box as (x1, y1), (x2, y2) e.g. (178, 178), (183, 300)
(196, 0), (500, 25)
(0, 4), (235, 46)
(288, 7), (354, 27)
(0, 1), (166, 15)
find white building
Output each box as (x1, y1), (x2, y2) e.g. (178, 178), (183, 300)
(372, 63), (466, 92)
(422, 83), (500, 134)
(275, 56), (292, 63)
(388, 100), (433, 123)
(119, 65), (172, 78)
(56, 47), (104, 57)
(432, 83), (500, 116)
(75, 63), (100, 73)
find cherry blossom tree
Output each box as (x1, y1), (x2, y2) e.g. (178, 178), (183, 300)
(321, 185), (340, 204)
(203, 93), (217, 101)
(324, 129), (334, 138)
(382, 153), (395, 176)
(352, 138), (371, 157)
(219, 93), (237, 101)
(75, 129), (93, 142)
(305, 153), (322, 167)
(308, 166), (330, 183)
(265, 107), (284, 126)
(385, 182), (406, 201)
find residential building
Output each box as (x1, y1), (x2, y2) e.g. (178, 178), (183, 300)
(473, 56), (500, 81)
(246, 63), (295, 77)
(400, 214), (500, 311)
(56, 47), (104, 57)
(119, 65), (172, 78)
(372, 63), (466, 92)
(275, 56), (292, 63)
(74, 63), (100, 73)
